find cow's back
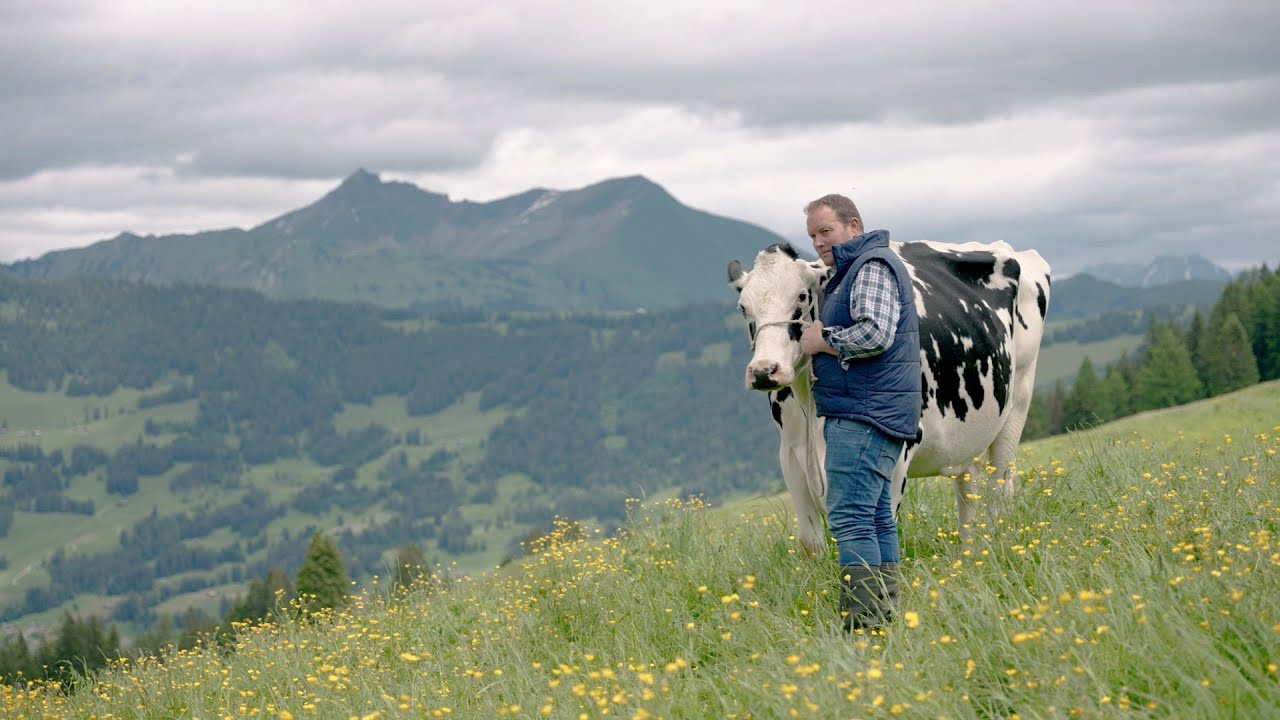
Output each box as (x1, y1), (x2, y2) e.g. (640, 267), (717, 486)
(893, 240), (1047, 476)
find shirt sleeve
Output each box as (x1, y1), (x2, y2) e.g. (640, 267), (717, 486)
(821, 259), (901, 363)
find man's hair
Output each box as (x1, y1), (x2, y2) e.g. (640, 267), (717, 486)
(804, 194), (862, 226)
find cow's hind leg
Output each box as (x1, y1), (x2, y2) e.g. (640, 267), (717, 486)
(951, 460), (985, 536)
(988, 369), (1038, 510)
(889, 443), (914, 521)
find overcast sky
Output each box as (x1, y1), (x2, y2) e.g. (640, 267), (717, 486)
(2, 0), (1277, 274)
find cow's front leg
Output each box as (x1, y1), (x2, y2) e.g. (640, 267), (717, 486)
(780, 441), (826, 556)
(951, 463), (983, 540)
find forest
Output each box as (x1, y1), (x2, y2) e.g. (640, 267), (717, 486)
(0, 275), (777, 626)
(1028, 265), (1280, 436)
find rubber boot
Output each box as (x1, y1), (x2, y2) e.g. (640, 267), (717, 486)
(880, 561), (901, 619)
(839, 565), (889, 633)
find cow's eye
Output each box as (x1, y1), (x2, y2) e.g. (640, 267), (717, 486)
(738, 305), (748, 317)
(798, 292), (809, 303)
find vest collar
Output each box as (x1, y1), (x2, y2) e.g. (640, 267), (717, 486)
(831, 229), (891, 271)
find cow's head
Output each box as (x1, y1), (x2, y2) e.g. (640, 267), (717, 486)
(727, 243), (831, 391)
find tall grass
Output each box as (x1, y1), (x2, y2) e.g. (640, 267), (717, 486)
(4, 424), (1277, 719)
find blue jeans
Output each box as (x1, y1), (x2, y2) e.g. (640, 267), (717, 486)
(823, 417), (903, 567)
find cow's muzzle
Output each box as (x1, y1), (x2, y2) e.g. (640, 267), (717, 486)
(747, 361), (786, 391)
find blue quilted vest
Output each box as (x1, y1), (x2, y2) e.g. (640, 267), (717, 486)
(812, 230), (922, 440)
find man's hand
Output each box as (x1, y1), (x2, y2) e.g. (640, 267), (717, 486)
(800, 321), (834, 356)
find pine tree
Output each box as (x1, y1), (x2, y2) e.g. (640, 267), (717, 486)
(1186, 307), (1211, 389)
(1102, 360), (1132, 419)
(1063, 356), (1110, 430)
(1044, 379), (1067, 436)
(1205, 313), (1260, 395)
(295, 532), (350, 615)
(1212, 279), (1253, 334)
(1251, 269), (1280, 379)
(1133, 322), (1203, 411)
(1022, 394), (1051, 440)
(393, 543), (429, 593)
(225, 567), (295, 627)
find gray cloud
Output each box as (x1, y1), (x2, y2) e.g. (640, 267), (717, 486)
(1, 0), (1277, 273)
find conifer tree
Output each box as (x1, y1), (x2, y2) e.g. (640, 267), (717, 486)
(1102, 360), (1132, 419)
(295, 532), (350, 615)
(1205, 313), (1260, 395)
(392, 543), (429, 591)
(1133, 322), (1203, 411)
(1186, 307), (1211, 389)
(225, 567), (295, 627)
(1044, 379), (1067, 436)
(1022, 394), (1051, 440)
(1212, 279), (1253, 334)
(1063, 356), (1110, 430)
(1251, 269), (1280, 379)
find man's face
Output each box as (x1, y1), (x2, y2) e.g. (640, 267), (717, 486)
(806, 205), (862, 267)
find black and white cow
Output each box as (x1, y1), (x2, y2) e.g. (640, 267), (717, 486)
(727, 241), (1051, 555)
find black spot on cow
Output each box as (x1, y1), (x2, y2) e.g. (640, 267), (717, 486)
(748, 321), (757, 344)
(1036, 282), (1048, 319)
(900, 244), (1016, 420)
(963, 357), (985, 411)
(770, 399), (783, 427)
(788, 307), (804, 342)
(765, 243), (800, 259)
(776, 387), (793, 403)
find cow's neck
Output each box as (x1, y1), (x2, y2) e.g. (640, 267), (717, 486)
(791, 359), (816, 411)
(780, 359), (822, 451)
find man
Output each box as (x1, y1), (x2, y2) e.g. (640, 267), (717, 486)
(798, 193), (921, 632)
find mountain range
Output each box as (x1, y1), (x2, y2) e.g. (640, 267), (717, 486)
(2, 171), (783, 312)
(1075, 254), (1231, 287)
(2, 169), (1237, 314)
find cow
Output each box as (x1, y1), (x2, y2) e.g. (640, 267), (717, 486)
(727, 241), (1050, 555)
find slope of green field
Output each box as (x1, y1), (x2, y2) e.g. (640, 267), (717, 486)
(0, 380), (519, 632)
(1033, 333), (1144, 388)
(11, 382), (1277, 718)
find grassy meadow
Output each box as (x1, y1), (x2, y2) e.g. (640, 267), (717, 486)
(1033, 334), (1145, 389)
(5, 381), (1278, 718)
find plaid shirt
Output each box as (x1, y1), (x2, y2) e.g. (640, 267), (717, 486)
(821, 259), (900, 365)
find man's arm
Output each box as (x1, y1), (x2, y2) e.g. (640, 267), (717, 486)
(821, 259), (900, 362)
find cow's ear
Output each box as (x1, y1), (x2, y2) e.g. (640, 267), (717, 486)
(798, 259), (831, 286)
(727, 260), (748, 291)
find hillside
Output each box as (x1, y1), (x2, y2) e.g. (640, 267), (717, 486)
(6, 381), (1277, 717)
(0, 260), (1253, 630)
(0, 274), (784, 633)
(1048, 272), (1226, 321)
(1, 171), (786, 312)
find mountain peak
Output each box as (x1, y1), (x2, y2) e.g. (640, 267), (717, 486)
(591, 174), (665, 192)
(254, 169), (448, 239)
(340, 168), (382, 188)
(1077, 253), (1231, 288)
